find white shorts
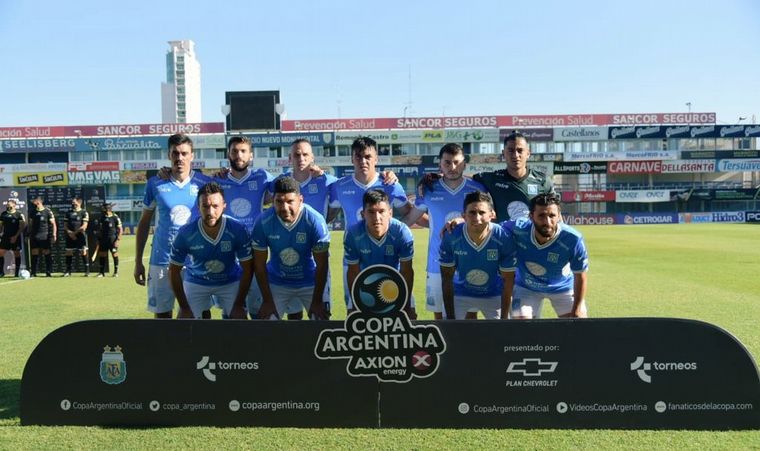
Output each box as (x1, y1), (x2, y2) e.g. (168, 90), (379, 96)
(454, 295), (501, 320)
(425, 272), (443, 313)
(284, 276), (331, 315)
(511, 285), (588, 318)
(184, 280), (240, 318)
(147, 265), (175, 314)
(345, 263), (416, 311)
(264, 284), (319, 319)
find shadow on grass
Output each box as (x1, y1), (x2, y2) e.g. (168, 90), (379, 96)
(0, 379), (20, 420)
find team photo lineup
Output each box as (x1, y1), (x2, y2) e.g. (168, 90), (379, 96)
(100, 131), (587, 321)
(0, 132), (590, 321)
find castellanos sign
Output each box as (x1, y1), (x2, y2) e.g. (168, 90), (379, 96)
(314, 265), (446, 382)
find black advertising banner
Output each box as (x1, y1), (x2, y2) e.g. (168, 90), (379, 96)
(553, 161), (608, 174)
(21, 320), (378, 427)
(381, 319), (760, 430)
(22, 319), (760, 429)
(681, 150), (760, 160)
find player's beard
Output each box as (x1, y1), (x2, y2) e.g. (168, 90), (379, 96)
(537, 224), (555, 239)
(229, 158), (249, 172)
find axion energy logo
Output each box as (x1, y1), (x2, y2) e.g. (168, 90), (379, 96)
(315, 265), (446, 382)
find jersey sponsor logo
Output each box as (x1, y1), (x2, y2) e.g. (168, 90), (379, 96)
(99, 345), (126, 385)
(526, 261), (547, 276)
(279, 247), (300, 266)
(230, 198), (252, 218)
(507, 201), (530, 219)
(315, 264), (446, 383)
(169, 205), (192, 226)
(204, 260), (225, 273)
(465, 269), (489, 286)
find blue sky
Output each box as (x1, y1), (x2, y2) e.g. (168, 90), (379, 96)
(0, 0), (758, 126)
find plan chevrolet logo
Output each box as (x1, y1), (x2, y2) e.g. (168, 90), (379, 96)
(506, 358), (558, 377)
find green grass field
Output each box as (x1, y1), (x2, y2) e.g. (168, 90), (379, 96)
(1, 224), (760, 449)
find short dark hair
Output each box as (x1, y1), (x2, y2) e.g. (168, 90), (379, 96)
(168, 133), (194, 151)
(351, 137), (377, 156)
(530, 192), (561, 213)
(71, 196), (82, 203)
(198, 182), (225, 203)
(503, 130), (528, 148)
(227, 135), (251, 150)
(273, 176), (301, 195)
(362, 189), (389, 209)
(438, 143), (465, 159)
(463, 190), (494, 212)
(290, 138), (311, 148)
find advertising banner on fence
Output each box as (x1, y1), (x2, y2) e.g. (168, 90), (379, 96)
(282, 113), (717, 131)
(617, 213), (679, 224)
(682, 150), (760, 160)
(553, 127), (609, 142)
(746, 211), (760, 223)
(615, 190), (671, 203)
(561, 191), (616, 203)
(67, 171), (121, 185)
(335, 130), (444, 145)
(562, 214), (617, 225)
(717, 159), (760, 172)
(244, 132), (334, 147)
(679, 213), (713, 224)
(0, 123), (224, 139)
(15, 172), (68, 186)
(712, 211), (746, 223)
(500, 128), (554, 142)
(73, 137), (165, 152)
(660, 160), (716, 173)
(553, 162), (608, 174)
(0, 138), (77, 152)
(564, 151), (677, 162)
(608, 161), (662, 174)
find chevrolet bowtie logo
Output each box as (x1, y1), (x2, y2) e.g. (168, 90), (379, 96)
(506, 358), (558, 376)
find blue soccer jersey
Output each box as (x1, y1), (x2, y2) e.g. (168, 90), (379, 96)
(143, 171), (211, 266)
(415, 178), (485, 274)
(275, 171), (338, 218)
(251, 204), (330, 288)
(439, 222), (515, 297)
(169, 215), (252, 286)
(501, 218), (589, 294)
(215, 168), (273, 234)
(329, 174), (408, 229)
(343, 218), (414, 270)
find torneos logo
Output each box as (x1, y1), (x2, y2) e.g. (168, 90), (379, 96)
(630, 356), (697, 383)
(197, 356), (260, 382)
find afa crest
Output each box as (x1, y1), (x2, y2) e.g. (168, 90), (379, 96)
(99, 345), (127, 385)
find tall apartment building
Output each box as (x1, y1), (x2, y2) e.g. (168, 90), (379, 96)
(161, 40), (201, 123)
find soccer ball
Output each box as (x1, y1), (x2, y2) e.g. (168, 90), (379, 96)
(19, 269), (30, 280)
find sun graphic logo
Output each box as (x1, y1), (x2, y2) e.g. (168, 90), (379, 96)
(351, 264), (408, 315)
(315, 264), (447, 382)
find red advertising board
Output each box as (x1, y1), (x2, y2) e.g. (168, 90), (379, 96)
(0, 123), (224, 138)
(282, 112), (716, 131)
(67, 162), (120, 172)
(607, 160), (662, 174)
(561, 191), (616, 203)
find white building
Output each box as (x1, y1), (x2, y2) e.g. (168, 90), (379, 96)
(161, 40), (201, 123)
